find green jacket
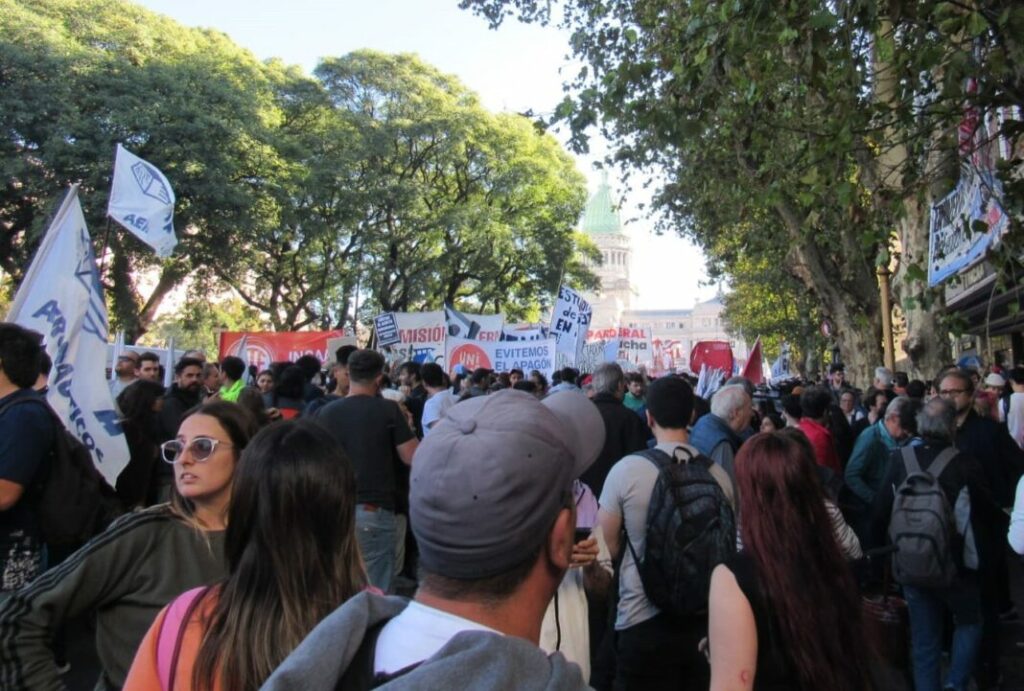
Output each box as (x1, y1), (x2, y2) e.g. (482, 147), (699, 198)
(0, 505), (226, 690)
(844, 421), (901, 505)
(218, 378), (245, 402)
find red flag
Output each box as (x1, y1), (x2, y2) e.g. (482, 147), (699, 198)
(741, 337), (763, 385)
(690, 341), (734, 375)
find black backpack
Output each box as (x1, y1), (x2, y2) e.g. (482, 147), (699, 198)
(0, 395), (123, 546)
(625, 446), (736, 617)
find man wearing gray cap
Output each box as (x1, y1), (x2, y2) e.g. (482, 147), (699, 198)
(263, 389), (606, 690)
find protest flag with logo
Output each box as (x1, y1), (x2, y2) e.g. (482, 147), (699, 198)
(7, 186), (129, 485)
(107, 144), (178, 258)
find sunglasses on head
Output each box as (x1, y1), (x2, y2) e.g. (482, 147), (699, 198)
(160, 437), (232, 464)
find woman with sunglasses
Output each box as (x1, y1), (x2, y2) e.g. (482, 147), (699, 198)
(0, 402), (256, 691)
(124, 419), (367, 690)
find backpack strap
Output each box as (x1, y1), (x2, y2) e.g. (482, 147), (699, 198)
(926, 447), (958, 480)
(900, 446), (921, 476)
(157, 586), (209, 691)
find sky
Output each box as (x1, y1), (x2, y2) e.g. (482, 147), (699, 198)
(133, 0), (717, 309)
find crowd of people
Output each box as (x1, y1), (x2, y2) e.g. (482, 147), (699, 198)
(1, 319), (1024, 690)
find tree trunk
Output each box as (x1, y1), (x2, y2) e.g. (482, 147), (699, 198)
(136, 265), (186, 341)
(108, 250), (141, 344)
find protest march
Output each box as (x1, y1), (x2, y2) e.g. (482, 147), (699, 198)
(3, 1), (1024, 690)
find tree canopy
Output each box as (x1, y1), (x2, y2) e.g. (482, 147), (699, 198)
(461, 0), (1023, 382)
(1, 0), (596, 340)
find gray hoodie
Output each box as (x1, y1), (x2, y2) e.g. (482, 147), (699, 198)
(261, 591), (590, 690)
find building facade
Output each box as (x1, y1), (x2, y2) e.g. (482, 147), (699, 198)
(580, 177), (746, 374)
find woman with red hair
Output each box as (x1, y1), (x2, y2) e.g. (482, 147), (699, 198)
(707, 432), (874, 690)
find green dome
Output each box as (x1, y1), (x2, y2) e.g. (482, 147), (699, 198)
(581, 173), (622, 235)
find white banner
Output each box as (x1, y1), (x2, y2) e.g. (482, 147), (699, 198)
(445, 337), (556, 381)
(8, 187), (129, 485)
(108, 144), (178, 258)
(444, 303), (504, 341)
(388, 311), (447, 364)
(617, 326), (653, 364)
(549, 285), (592, 361)
(928, 169), (1008, 286)
(501, 323), (547, 342)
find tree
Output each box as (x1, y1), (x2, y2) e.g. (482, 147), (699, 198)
(461, 0), (1023, 383)
(145, 295), (267, 356)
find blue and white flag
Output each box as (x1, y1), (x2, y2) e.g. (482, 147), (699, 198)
(8, 186), (130, 485)
(108, 144), (177, 258)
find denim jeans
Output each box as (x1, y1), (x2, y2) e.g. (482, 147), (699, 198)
(356, 505), (397, 593)
(904, 584), (982, 691)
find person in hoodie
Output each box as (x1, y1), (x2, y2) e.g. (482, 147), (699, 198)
(262, 388), (606, 690)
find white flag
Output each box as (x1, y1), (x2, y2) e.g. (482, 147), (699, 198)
(8, 186), (130, 486)
(549, 285), (592, 363)
(108, 144), (177, 257)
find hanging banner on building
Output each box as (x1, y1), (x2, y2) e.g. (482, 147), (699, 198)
(7, 186), (129, 486)
(386, 311), (447, 364)
(549, 285), (592, 362)
(446, 337), (556, 380)
(373, 313), (401, 347)
(218, 330), (346, 370)
(928, 169), (1009, 286)
(444, 303), (504, 341)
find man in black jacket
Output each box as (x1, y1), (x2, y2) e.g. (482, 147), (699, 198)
(938, 369), (1024, 688)
(581, 363), (651, 498)
(154, 357), (203, 502)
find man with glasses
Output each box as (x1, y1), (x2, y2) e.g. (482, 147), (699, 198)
(937, 369), (1024, 688)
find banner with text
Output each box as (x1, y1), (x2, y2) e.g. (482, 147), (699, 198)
(219, 330), (346, 371)
(446, 337), (556, 380)
(374, 312), (401, 347)
(7, 187), (129, 486)
(928, 168), (1009, 286)
(444, 303), (504, 341)
(388, 311), (447, 364)
(550, 285), (592, 362)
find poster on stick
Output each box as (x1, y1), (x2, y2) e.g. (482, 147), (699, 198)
(387, 311), (447, 364)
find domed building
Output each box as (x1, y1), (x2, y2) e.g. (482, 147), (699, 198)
(578, 175), (747, 374)
(580, 172), (635, 328)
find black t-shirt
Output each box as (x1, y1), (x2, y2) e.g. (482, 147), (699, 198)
(0, 389), (56, 589)
(314, 395), (414, 510)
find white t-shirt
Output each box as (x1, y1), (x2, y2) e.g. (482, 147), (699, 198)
(599, 442), (735, 630)
(421, 390), (456, 436)
(374, 600), (499, 674)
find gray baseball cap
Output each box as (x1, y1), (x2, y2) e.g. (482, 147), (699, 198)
(410, 389), (605, 579)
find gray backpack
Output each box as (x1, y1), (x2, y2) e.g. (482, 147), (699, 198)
(888, 446), (959, 588)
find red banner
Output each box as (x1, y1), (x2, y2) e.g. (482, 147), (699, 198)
(218, 331), (346, 371)
(690, 340), (734, 375)
(740, 338), (763, 385)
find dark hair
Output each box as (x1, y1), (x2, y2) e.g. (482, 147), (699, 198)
(762, 412), (785, 431)
(781, 393), (802, 420)
(894, 371), (909, 388)
(829, 362), (845, 374)
(470, 367), (491, 386)
(905, 379), (926, 399)
(625, 372), (645, 385)
(220, 356), (245, 382)
(560, 367), (579, 386)
(275, 365), (306, 400)
(936, 368), (974, 394)
(691, 395), (711, 424)
(0, 323), (44, 388)
(735, 433), (873, 690)
(38, 351), (52, 378)
(530, 370), (548, 392)
(235, 387), (270, 428)
(335, 345), (358, 366)
(421, 362), (445, 388)
(256, 369), (274, 383)
(346, 350), (385, 385)
(419, 542), (543, 605)
(117, 380), (166, 423)
(139, 351), (160, 365)
(295, 354), (321, 380)
(799, 386), (832, 419)
(1009, 367), (1024, 386)
(399, 361), (421, 380)
(646, 376), (694, 429)
(193, 420), (366, 690)
(892, 397), (922, 436)
(512, 380), (537, 394)
(269, 361), (291, 383)
(174, 356), (204, 376)
(510, 368), (524, 378)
